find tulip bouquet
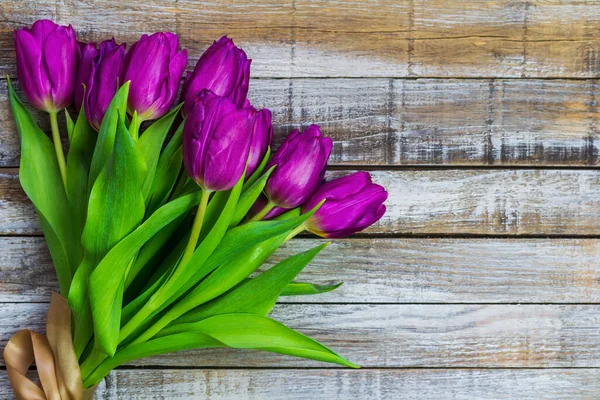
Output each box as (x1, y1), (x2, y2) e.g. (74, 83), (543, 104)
(5, 19), (388, 398)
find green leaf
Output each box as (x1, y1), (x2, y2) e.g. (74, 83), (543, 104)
(280, 281), (343, 296)
(173, 199), (320, 309)
(161, 314), (359, 368)
(128, 204), (321, 345)
(242, 147), (270, 191)
(88, 312), (357, 387)
(65, 109), (75, 142)
(88, 82), (129, 191)
(70, 114), (146, 356)
(176, 243), (328, 324)
(66, 102), (97, 268)
(83, 332), (224, 387)
(145, 122), (184, 214)
(121, 261), (174, 327)
(138, 104), (182, 199)
(89, 191), (200, 356)
(68, 256), (95, 357)
(124, 212), (187, 290)
(118, 175), (244, 344)
(183, 233), (286, 310)
(7, 78), (73, 295)
(230, 165), (275, 227)
(37, 212), (71, 296)
(138, 233), (287, 339)
(124, 213), (191, 300)
(82, 115), (146, 262)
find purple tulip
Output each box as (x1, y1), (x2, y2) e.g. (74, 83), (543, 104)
(75, 39), (126, 130)
(14, 19), (77, 112)
(246, 107), (273, 176)
(121, 32), (187, 121)
(183, 90), (255, 192)
(301, 172), (387, 238)
(74, 42), (98, 111)
(264, 125), (332, 209)
(181, 36), (251, 116)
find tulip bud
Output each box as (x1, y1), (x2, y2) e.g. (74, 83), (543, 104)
(14, 19), (77, 112)
(75, 39), (126, 130)
(181, 36), (251, 116)
(74, 42), (98, 111)
(264, 125), (332, 209)
(121, 32), (187, 121)
(183, 90), (254, 192)
(301, 172), (387, 238)
(246, 107), (272, 177)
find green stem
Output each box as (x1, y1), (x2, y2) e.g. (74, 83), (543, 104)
(284, 223), (307, 243)
(129, 111), (141, 140)
(179, 189), (210, 267)
(249, 200), (275, 222)
(49, 111), (68, 188)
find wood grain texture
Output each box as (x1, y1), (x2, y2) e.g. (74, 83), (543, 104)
(2, 303), (600, 368)
(2, 369), (599, 400)
(4, 169), (600, 236)
(3, 236), (600, 304)
(2, 1), (600, 397)
(1, 0), (600, 78)
(3, 78), (600, 167)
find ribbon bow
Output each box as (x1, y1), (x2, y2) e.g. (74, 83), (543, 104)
(3, 293), (96, 400)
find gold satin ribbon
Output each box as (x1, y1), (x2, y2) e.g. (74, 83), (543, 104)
(3, 293), (96, 400)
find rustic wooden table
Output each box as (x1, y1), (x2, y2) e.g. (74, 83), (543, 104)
(2, 1), (600, 398)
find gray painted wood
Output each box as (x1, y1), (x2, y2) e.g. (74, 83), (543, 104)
(2, 303), (600, 368)
(2, 1), (600, 398)
(4, 169), (600, 236)
(2, 0), (600, 78)
(3, 369), (599, 400)
(3, 78), (600, 167)
(3, 236), (600, 304)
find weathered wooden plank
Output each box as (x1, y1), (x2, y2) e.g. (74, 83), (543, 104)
(3, 236), (600, 304)
(2, 303), (600, 368)
(3, 169), (600, 236)
(3, 78), (600, 167)
(3, 368), (599, 400)
(1, 1), (600, 78)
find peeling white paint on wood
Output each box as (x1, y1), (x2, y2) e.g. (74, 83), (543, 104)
(2, 79), (600, 167)
(2, 303), (600, 368)
(2, 236), (600, 304)
(4, 169), (600, 235)
(2, 368), (597, 400)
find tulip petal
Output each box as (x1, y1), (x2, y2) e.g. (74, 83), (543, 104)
(14, 29), (50, 109)
(43, 25), (76, 109)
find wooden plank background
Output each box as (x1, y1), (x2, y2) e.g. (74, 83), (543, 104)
(1, 0), (600, 398)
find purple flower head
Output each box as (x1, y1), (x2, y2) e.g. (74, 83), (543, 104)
(121, 32), (187, 121)
(76, 39), (126, 130)
(183, 90), (255, 192)
(264, 125), (332, 209)
(301, 172), (387, 238)
(74, 41), (98, 111)
(14, 19), (77, 112)
(246, 106), (272, 177)
(181, 36), (251, 116)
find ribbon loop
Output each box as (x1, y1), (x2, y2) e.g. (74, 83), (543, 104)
(3, 293), (94, 400)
